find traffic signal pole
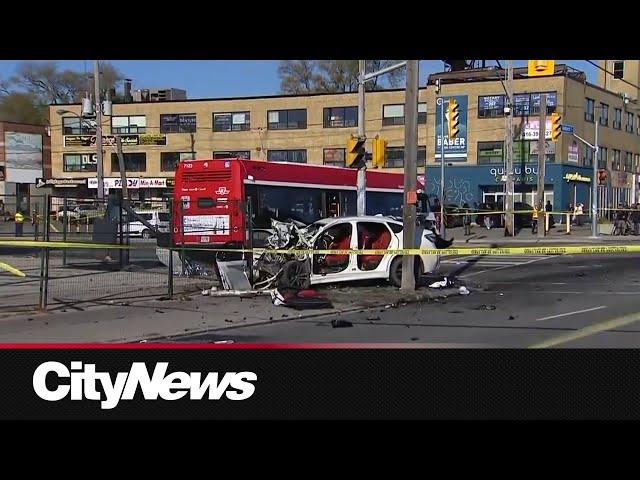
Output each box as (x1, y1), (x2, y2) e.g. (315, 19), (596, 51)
(536, 94), (547, 238)
(355, 60), (408, 216)
(356, 60), (366, 217)
(504, 61), (515, 236)
(572, 120), (599, 238)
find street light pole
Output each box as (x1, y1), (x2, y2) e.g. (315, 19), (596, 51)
(438, 97), (445, 238)
(94, 60), (105, 202)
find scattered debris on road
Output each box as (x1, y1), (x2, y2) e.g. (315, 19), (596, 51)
(476, 304), (497, 311)
(458, 286), (470, 295)
(331, 319), (353, 328)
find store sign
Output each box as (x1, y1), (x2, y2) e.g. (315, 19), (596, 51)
(64, 134), (166, 147)
(479, 148), (503, 157)
(563, 172), (591, 183)
(529, 140), (556, 155)
(568, 140), (580, 163)
(36, 178), (86, 188)
(88, 177), (170, 189)
(139, 178), (167, 188)
(520, 118), (552, 140)
(490, 166), (538, 184)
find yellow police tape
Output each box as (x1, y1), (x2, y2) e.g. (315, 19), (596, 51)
(0, 261), (26, 277)
(1, 239), (640, 257)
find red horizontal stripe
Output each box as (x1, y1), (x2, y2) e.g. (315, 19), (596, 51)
(0, 343), (432, 350)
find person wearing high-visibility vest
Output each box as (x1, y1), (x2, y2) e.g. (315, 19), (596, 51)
(531, 205), (539, 234)
(14, 211), (24, 237)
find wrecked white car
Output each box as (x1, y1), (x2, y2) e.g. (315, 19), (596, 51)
(253, 215), (452, 290)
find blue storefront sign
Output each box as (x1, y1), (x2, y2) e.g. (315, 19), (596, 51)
(435, 95), (468, 161)
(423, 163), (595, 213)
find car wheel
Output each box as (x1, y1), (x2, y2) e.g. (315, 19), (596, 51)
(389, 256), (421, 288)
(142, 229), (151, 239)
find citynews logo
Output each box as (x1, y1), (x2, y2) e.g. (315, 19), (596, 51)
(33, 362), (257, 410)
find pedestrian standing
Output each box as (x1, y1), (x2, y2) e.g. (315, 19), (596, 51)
(545, 200), (554, 228)
(631, 204), (640, 236)
(462, 202), (471, 236)
(14, 210), (24, 237)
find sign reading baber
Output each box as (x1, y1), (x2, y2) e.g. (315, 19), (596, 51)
(64, 134), (167, 147)
(435, 95), (468, 161)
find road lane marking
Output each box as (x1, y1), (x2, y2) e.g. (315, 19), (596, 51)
(535, 305), (607, 322)
(529, 311), (640, 348)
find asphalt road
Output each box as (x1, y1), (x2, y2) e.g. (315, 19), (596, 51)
(161, 252), (640, 347)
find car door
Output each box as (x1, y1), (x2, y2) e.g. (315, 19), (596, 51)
(355, 220), (396, 279)
(310, 220), (357, 284)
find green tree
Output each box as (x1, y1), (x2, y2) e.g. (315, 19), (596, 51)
(278, 60), (406, 94)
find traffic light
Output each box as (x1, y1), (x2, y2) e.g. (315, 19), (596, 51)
(372, 136), (387, 168)
(551, 112), (561, 142)
(346, 135), (366, 168)
(528, 60), (555, 77)
(447, 99), (460, 139)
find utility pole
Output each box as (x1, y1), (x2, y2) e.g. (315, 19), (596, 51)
(504, 61), (515, 236)
(401, 60), (419, 292)
(439, 96), (446, 238)
(356, 60), (367, 217)
(536, 94), (547, 238)
(592, 120), (599, 238)
(94, 60), (104, 202)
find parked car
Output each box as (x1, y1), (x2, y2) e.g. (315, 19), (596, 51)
(121, 210), (170, 238)
(257, 215), (447, 288)
(442, 204), (465, 228)
(475, 201), (534, 229)
(74, 204), (102, 222)
(55, 204), (79, 221)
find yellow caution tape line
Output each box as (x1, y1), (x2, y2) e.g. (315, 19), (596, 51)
(0, 261), (26, 277)
(2, 240), (640, 256)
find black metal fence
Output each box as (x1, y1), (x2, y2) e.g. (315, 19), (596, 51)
(0, 194), (219, 315)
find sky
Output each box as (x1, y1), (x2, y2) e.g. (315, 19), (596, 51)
(0, 60), (599, 99)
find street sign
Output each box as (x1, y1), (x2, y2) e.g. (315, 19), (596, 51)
(561, 124), (574, 134)
(36, 178), (86, 188)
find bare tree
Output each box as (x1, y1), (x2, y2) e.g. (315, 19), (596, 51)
(0, 92), (47, 124)
(278, 60), (407, 94)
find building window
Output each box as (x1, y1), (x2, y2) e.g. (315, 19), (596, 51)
(599, 103), (609, 126)
(213, 151), (251, 159)
(613, 108), (622, 129)
(160, 113), (196, 133)
(584, 146), (594, 167)
(267, 109), (307, 130)
(626, 112), (634, 133)
(529, 92), (557, 115)
(513, 141), (532, 163)
(111, 153), (146, 172)
(161, 152), (195, 172)
(267, 149), (307, 163)
(612, 149), (621, 170)
(384, 146), (426, 168)
(585, 98), (595, 122)
(635, 154), (640, 174)
(625, 152), (633, 172)
(418, 103), (427, 124)
(637, 115), (640, 135)
(383, 104), (405, 126)
(111, 115), (146, 134)
(613, 61), (624, 79)
(63, 153), (97, 172)
(323, 107), (358, 128)
(477, 141), (504, 164)
(213, 112), (250, 132)
(323, 148), (346, 167)
(62, 117), (96, 135)
(478, 95), (505, 118)
(382, 103), (427, 126)
(598, 147), (608, 169)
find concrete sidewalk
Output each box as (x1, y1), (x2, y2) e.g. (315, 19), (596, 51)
(0, 282), (464, 343)
(450, 224), (638, 246)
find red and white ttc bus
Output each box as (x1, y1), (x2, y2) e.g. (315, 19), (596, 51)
(172, 158), (412, 249)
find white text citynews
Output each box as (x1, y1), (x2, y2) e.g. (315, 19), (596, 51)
(33, 361), (257, 410)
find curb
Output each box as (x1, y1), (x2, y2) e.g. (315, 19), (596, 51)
(130, 286), (465, 343)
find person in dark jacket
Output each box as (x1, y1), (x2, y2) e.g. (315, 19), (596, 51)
(462, 202), (471, 236)
(631, 204), (640, 236)
(545, 200), (555, 228)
